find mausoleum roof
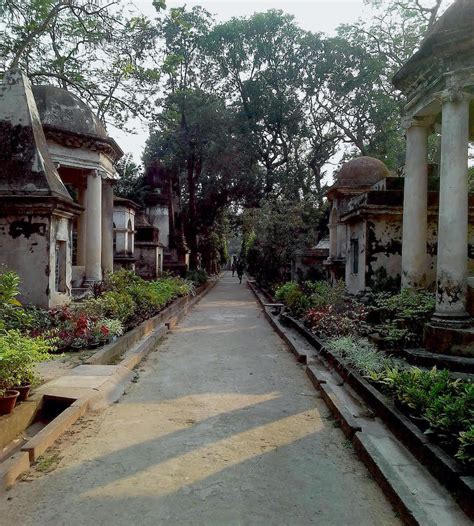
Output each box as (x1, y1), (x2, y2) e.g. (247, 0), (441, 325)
(393, 0), (474, 92)
(332, 156), (389, 190)
(32, 85), (107, 139)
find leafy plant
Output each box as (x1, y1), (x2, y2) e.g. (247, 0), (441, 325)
(186, 269), (209, 286)
(326, 336), (394, 377)
(0, 330), (53, 393)
(305, 301), (367, 339)
(80, 291), (136, 324)
(368, 288), (435, 346)
(456, 427), (474, 466)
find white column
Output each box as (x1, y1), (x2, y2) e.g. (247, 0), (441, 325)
(85, 171), (102, 283)
(76, 187), (86, 266)
(101, 180), (114, 274)
(401, 116), (431, 288)
(329, 204), (337, 258)
(434, 92), (470, 322)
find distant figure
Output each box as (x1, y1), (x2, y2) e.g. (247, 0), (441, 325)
(231, 261), (236, 277)
(236, 260), (245, 284)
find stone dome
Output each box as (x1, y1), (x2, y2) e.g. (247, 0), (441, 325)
(32, 85), (108, 140)
(334, 156), (389, 189)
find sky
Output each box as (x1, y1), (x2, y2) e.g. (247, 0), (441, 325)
(110, 0), (366, 164)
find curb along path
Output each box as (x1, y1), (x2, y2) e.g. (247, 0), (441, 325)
(0, 278), (218, 492)
(248, 279), (471, 526)
(1, 273), (399, 525)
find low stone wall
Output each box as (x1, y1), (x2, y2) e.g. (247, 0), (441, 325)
(248, 279), (473, 521)
(0, 277), (218, 492)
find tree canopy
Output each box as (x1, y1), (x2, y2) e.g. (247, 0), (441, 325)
(0, 0), (447, 275)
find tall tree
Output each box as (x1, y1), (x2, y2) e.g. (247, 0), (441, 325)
(0, 0), (163, 128)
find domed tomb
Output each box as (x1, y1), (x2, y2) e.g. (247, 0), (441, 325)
(332, 156), (390, 190)
(32, 85), (108, 140)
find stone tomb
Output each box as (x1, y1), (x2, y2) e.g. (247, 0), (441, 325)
(393, 0), (474, 353)
(0, 70), (122, 307)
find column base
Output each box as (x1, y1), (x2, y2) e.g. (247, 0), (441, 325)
(424, 321), (474, 357)
(430, 311), (471, 329)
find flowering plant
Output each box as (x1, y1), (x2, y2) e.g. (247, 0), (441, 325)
(305, 301), (367, 339)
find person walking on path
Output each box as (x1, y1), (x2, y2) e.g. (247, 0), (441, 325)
(236, 259), (245, 283)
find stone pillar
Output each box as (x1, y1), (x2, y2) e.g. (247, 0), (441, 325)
(76, 187), (87, 266)
(433, 92), (470, 323)
(85, 170), (102, 284)
(401, 116), (431, 288)
(329, 205), (337, 258)
(101, 180), (114, 274)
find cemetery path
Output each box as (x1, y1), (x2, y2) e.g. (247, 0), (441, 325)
(1, 273), (400, 525)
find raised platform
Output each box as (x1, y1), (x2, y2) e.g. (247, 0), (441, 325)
(424, 323), (474, 357)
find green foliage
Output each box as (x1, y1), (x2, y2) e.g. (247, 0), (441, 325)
(303, 280), (346, 309)
(243, 198), (323, 285)
(326, 336), (394, 377)
(0, 269), (21, 307)
(1, 0), (161, 129)
(326, 336), (474, 466)
(275, 280), (347, 318)
(114, 156), (147, 205)
(275, 282), (309, 317)
(81, 291), (136, 324)
(369, 289), (436, 346)
(456, 428), (474, 466)
(0, 330), (53, 394)
(81, 271), (194, 328)
(374, 366), (472, 464)
(186, 269), (209, 286)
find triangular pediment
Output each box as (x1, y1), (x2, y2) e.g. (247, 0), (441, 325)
(0, 70), (72, 201)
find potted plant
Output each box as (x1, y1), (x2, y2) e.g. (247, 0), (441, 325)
(0, 330), (52, 407)
(0, 359), (19, 415)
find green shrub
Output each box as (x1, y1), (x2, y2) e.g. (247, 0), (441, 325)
(326, 336), (394, 377)
(275, 282), (300, 303)
(275, 282), (309, 317)
(456, 427), (474, 466)
(186, 269), (209, 286)
(425, 383), (474, 437)
(369, 288), (435, 346)
(303, 280), (346, 308)
(0, 269), (31, 332)
(0, 330), (53, 393)
(324, 338), (474, 466)
(276, 280), (347, 318)
(80, 291), (136, 323)
(108, 269), (143, 290)
(90, 318), (124, 344)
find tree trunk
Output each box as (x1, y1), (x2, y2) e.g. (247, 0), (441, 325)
(187, 151), (200, 270)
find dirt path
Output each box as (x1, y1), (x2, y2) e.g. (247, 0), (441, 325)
(1, 273), (400, 525)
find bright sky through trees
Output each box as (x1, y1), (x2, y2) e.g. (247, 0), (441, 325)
(111, 1), (366, 161)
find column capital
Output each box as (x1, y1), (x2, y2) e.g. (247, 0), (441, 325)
(401, 115), (435, 130)
(436, 88), (473, 104)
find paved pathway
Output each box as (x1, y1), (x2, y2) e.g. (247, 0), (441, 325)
(1, 273), (400, 525)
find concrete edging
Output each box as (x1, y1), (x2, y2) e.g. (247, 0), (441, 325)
(0, 277), (219, 492)
(247, 279), (472, 525)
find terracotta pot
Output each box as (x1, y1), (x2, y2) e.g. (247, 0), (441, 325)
(12, 384), (31, 402)
(0, 390), (20, 415)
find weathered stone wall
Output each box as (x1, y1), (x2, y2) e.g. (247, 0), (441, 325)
(147, 204), (169, 249)
(49, 214), (73, 306)
(113, 206), (135, 255)
(135, 245), (163, 280)
(367, 217), (403, 290)
(345, 213), (474, 295)
(345, 221), (367, 294)
(0, 214), (50, 307)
